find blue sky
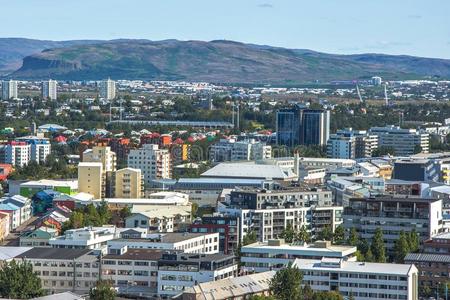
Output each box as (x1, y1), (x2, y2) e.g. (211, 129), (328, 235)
(2, 0), (450, 58)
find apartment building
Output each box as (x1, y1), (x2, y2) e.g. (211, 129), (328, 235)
(343, 195), (443, 253)
(0, 195), (32, 230)
(327, 128), (378, 159)
(99, 78), (116, 100)
(16, 136), (51, 164)
(114, 167), (143, 198)
(241, 240), (357, 272)
(1, 80), (18, 100)
(77, 162), (104, 199)
(4, 141), (31, 167)
(157, 252), (238, 297)
(42, 79), (57, 100)
(49, 226), (118, 249)
(209, 138), (271, 162)
(393, 158), (440, 182)
(125, 205), (191, 233)
(295, 157), (356, 171)
(107, 232), (220, 254)
(369, 125), (429, 155)
(83, 146), (117, 197)
(0, 212), (10, 242)
(15, 247), (100, 295)
(20, 227), (58, 247)
(128, 144), (171, 185)
(294, 257), (418, 300)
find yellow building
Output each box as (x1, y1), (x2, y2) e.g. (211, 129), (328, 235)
(78, 162), (104, 199)
(83, 146), (116, 197)
(114, 167), (143, 199)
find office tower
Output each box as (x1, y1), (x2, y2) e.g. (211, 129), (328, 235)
(127, 144), (171, 185)
(114, 167), (143, 198)
(276, 106), (330, 147)
(41, 79), (57, 100)
(1, 80), (18, 100)
(99, 79), (116, 100)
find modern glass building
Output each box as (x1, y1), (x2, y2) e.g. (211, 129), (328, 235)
(276, 106), (330, 147)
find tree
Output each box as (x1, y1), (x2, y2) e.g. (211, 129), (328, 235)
(312, 291), (343, 300)
(371, 228), (386, 263)
(296, 225), (311, 243)
(243, 231), (257, 246)
(333, 225), (345, 244)
(408, 229), (420, 253)
(0, 260), (44, 299)
(89, 280), (116, 300)
(316, 226), (333, 241)
(270, 264), (303, 300)
(372, 146), (396, 157)
(348, 228), (359, 246)
(393, 231), (410, 263)
(280, 224), (296, 243)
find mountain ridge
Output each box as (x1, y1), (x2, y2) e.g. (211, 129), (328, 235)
(2, 38), (450, 83)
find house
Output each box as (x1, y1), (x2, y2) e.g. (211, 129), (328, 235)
(0, 195), (32, 230)
(20, 227), (58, 247)
(125, 206), (191, 233)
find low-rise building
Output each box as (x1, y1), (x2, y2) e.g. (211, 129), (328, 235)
(294, 257), (418, 300)
(0, 195), (32, 230)
(15, 247), (100, 295)
(20, 227), (58, 247)
(125, 205), (191, 232)
(49, 226), (118, 250)
(181, 270), (276, 300)
(107, 232), (220, 254)
(157, 252), (238, 297)
(241, 240), (357, 272)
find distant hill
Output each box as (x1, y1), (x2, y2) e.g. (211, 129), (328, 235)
(3, 38), (450, 83)
(0, 38), (102, 75)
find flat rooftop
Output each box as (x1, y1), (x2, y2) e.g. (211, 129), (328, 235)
(104, 248), (166, 261)
(112, 232), (216, 244)
(242, 241), (356, 256)
(15, 247), (93, 260)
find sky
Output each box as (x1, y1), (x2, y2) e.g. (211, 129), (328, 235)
(2, 0), (450, 58)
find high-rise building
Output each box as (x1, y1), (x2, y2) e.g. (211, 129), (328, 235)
(99, 79), (116, 100)
(276, 106), (330, 147)
(371, 76), (382, 86)
(128, 144), (171, 185)
(209, 138), (272, 162)
(41, 80), (57, 100)
(1, 80), (18, 100)
(114, 167), (143, 198)
(78, 162), (104, 199)
(369, 125), (429, 156)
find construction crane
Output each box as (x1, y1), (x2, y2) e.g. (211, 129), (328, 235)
(356, 84), (363, 103)
(384, 84), (389, 106)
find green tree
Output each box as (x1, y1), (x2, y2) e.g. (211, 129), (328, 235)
(0, 260), (44, 299)
(408, 229), (420, 253)
(243, 231), (257, 246)
(296, 225), (311, 243)
(393, 231), (410, 263)
(89, 280), (116, 300)
(371, 228), (386, 263)
(348, 228), (359, 246)
(365, 248), (374, 262)
(270, 264), (303, 300)
(316, 226), (333, 241)
(333, 225), (345, 244)
(280, 224), (296, 243)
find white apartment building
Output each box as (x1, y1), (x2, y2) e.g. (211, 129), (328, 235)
(99, 78), (116, 100)
(0, 195), (32, 230)
(128, 144), (171, 185)
(107, 232), (220, 254)
(1, 80), (18, 100)
(327, 129), (378, 159)
(296, 156), (356, 171)
(209, 138), (272, 162)
(370, 125), (429, 155)
(294, 257), (418, 300)
(42, 79), (57, 100)
(16, 136), (52, 164)
(5, 142), (31, 167)
(125, 205), (191, 233)
(49, 226), (119, 250)
(15, 247), (100, 295)
(241, 240), (357, 273)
